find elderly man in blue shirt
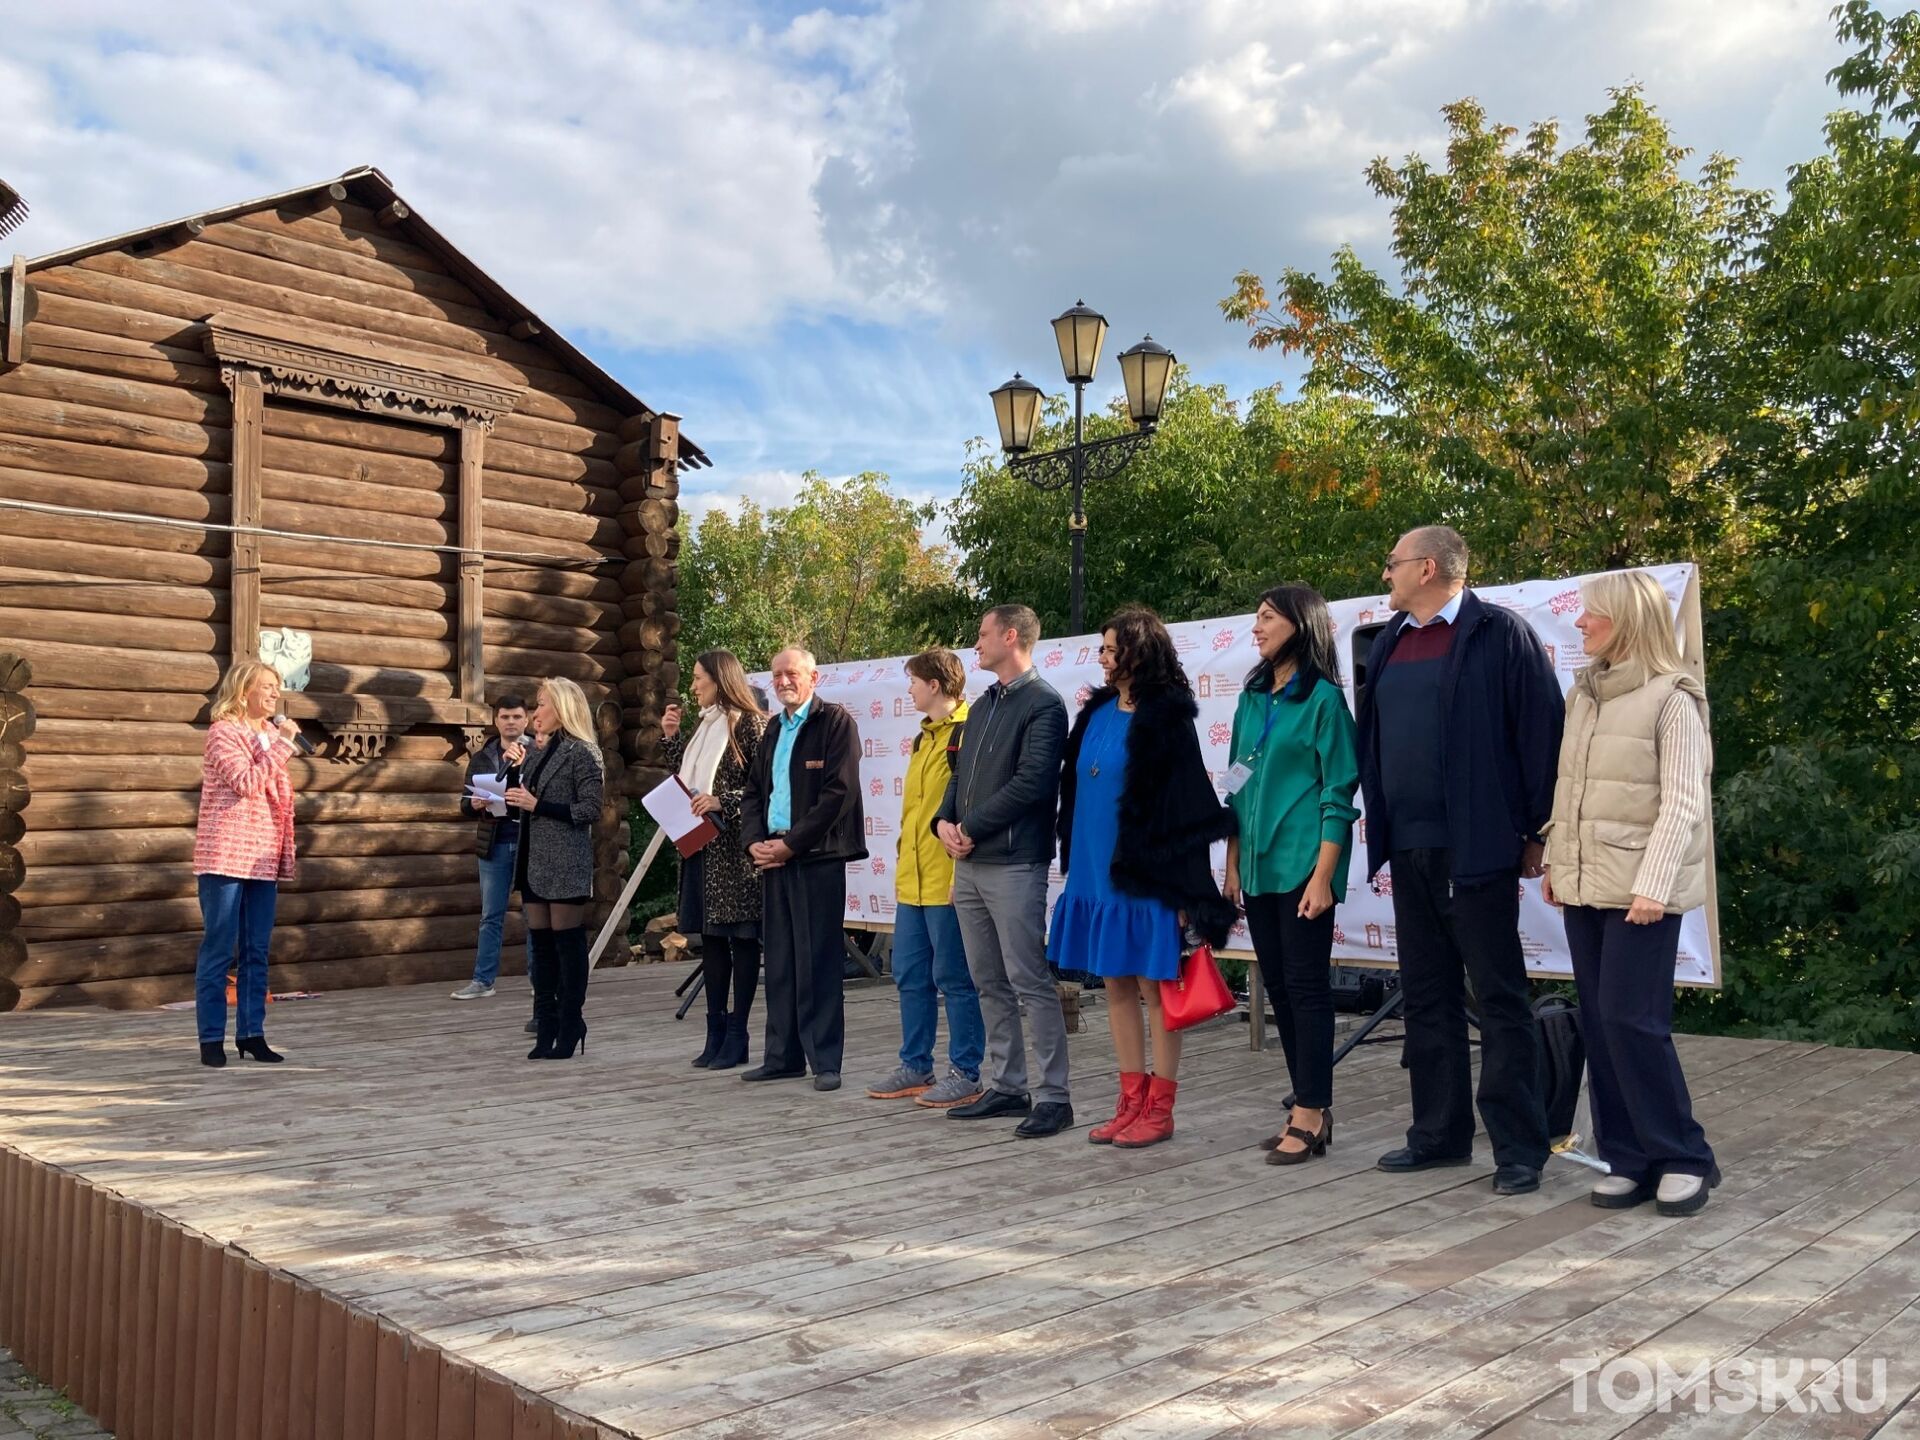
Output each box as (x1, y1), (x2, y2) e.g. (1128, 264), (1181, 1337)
(739, 647), (867, 1091)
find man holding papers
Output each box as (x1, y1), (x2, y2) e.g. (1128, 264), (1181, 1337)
(455, 696), (534, 1001)
(740, 646), (866, 1092)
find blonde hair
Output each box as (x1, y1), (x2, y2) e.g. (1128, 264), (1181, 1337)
(539, 677), (604, 769)
(209, 660), (281, 724)
(1581, 570), (1685, 675)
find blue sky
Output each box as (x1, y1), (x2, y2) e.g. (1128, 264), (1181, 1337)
(1, 0), (1849, 527)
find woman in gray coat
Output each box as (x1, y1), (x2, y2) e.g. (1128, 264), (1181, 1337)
(505, 676), (605, 1060)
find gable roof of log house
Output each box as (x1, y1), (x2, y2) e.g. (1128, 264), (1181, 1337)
(23, 163), (709, 468)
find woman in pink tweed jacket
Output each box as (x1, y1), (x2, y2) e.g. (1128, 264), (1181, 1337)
(192, 660), (304, 1068)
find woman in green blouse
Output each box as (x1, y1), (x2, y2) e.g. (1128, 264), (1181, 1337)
(1223, 584), (1361, 1165)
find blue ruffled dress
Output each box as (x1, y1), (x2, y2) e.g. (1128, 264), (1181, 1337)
(1047, 704), (1183, 981)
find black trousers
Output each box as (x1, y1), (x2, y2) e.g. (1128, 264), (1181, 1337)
(1563, 905), (1715, 1182)
(1245, 885), (1336, 1109)
(701, 934), (762, 1021)
(1389, 848), (1548, 1169)
(760, 861), (846, 1075)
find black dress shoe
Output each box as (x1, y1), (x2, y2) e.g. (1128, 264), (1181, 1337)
(740, 1064), (806, 1082)
(1377, 1146), (1473, 1173)
(1014, 1102), (1074, 1138)
(813, 1072), (842, 1092)
(1493, 1164), (1542, 1195)
(947, 1088), (1031, 1119)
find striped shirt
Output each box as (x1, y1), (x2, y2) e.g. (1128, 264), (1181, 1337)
(1635, 691), (1710, 906)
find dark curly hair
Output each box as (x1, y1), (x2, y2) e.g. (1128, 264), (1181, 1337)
(1102, 606), (1192, 698)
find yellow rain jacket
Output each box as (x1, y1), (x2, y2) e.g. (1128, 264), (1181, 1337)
(896, 701), (968, 907)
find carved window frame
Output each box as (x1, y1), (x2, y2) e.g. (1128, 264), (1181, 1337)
(203, 313), (525, 748)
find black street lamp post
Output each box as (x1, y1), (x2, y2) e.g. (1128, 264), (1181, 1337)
(990, 302), (1174, 633)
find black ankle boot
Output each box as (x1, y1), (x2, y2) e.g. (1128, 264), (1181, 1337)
(526, 929), (561, 1060)
(236, 1036), (283, 1063)
(546, 927), (590, 1060)
(709, 1013), (750, 1070)
(693, 1013), (726, 1067)
(200, 1041), (227, 1068)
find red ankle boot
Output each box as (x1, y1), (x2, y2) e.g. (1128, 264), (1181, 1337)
(1113, 1076), (1177, 1148)
(1089, 1071), (1149, 1144)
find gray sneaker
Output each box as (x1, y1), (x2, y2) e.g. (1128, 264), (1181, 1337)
(914, 1067), (986, 1109)
(450, 981), (495, 1000)
(866, 1063), (935, 1099)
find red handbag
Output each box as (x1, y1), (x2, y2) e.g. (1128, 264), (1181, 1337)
(1160, 941), (1236, 1031)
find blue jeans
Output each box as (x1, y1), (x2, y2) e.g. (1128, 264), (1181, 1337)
(194, 875), (278, 1044)
(473, 837), (531, 986)
(892, 902), (984, 1078)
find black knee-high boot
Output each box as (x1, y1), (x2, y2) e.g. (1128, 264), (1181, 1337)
(548, 926), (590, 1060)
(693, 941), (730, 1067)
(526, 929), (561, 1060)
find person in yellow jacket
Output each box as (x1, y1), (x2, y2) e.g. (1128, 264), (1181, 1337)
(866, 648), (987, 1107)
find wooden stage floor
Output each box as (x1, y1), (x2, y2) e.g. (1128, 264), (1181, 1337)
(4, 965), (1920, 1438)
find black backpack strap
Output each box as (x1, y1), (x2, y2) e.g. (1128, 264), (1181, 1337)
(946, 720), (966, 758)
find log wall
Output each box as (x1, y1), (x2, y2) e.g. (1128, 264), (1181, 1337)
(0, 192), (680, 1010)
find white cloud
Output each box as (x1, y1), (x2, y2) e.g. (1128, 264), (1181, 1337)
(3, 0), (1853, 500)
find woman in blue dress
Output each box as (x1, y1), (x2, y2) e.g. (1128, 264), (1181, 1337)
(1051, 607), (1238, 1148)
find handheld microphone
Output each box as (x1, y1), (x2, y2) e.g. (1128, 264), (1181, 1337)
(276, 716), (317, 756)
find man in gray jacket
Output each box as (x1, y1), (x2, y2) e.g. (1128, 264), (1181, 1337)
(935, 604), (1073, 1137)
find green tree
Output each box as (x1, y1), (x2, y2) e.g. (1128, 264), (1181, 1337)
(944, 375), (1446, 631)
(678, 471), (963, 669)
(1222, 87), (1767, 578)
(1697, 1), (1920, 1046)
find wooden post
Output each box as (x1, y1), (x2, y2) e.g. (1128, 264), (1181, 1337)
(230, 370), (264, 663)
(2, 256), (26, 370)
(1678, 562), (1723, 987)
(457, 421), (486, 705)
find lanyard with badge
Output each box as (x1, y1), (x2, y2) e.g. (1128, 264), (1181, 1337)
(1222, 689), (1286, 796)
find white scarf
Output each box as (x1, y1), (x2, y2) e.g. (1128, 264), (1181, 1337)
(678, 705), (732, 794)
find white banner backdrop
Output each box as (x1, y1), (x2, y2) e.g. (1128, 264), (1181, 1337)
(755, 564), (1716, 986)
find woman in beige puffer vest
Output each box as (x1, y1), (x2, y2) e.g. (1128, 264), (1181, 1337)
(1543, 570), (1719, 1218)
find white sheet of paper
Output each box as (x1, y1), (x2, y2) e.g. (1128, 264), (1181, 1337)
(467, 773), (509, 817)
(641, 774), (707, 842)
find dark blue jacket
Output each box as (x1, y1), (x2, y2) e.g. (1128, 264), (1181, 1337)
(1356, 589), (1564, 884)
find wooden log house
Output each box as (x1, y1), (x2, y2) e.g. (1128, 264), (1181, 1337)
(0, 166), (701, 1011)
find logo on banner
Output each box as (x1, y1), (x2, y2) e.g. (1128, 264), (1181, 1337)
(848, 893), (861, 912)
(1212, 628), (1235, 651)
(893, 777), (904, 796)
(869, 778), (884, 797)
(1207, 721), (1230, 747)
(1366, 923), (1384, 949)
(1370, 871), (1393, 897)
(1548, 589), (1582, 616)
(1332, 923), (1346, 945)
(1075, 684), (1092, 706)
(1043, 648), (1064, 668)
(898, 737), (913, 756)
(871, 858), (885, 875)
(870, 700), (884, 719)
(894, 698), (906, 717)
(1076, 646), (1092, 664)
(1197, 674), (1212, 698)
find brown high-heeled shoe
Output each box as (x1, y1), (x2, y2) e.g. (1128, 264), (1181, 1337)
(1259, 1105), (1331, 1151)
(1265, 1110), (1332, 1165)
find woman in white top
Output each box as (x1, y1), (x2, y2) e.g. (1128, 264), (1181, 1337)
(660, 650), (767, 1069)
(1543, 570), (1717, 1217)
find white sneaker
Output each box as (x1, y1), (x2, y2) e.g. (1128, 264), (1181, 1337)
(1655, 1167), (1720, 1217)
(450, 981), (495, 1000)
(1590, 1173), (1651, 1209)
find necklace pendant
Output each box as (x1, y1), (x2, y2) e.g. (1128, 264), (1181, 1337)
(1089, 763), (1100, 777)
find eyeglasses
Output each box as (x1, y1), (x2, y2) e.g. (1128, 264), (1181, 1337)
(1383, 555), (1432, 571)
